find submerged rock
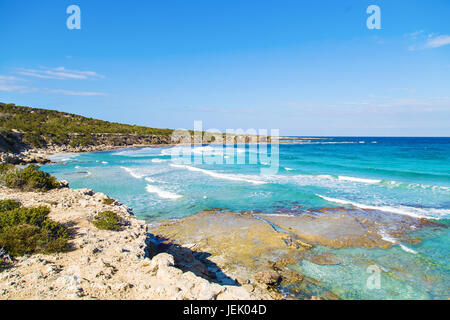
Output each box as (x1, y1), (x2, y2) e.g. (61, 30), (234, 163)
(309, 252), (341, 265)
(261, 212), (394, 249)
(254, 270), (280, 286)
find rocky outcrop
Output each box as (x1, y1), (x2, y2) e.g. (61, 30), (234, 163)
(0, 152), (50, 165)
(0, 187), (261, 300)
(149, 208), (424, 299)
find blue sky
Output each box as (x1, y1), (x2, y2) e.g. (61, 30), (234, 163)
(0, 0), (449, 136)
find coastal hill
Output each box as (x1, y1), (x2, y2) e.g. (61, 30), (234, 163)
(0, 102), (174, 154)
(0, 103), (271, 159)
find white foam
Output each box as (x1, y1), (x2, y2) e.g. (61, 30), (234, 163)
(48, 153), (77, 162)
(145, 184), (182, 199)
(144, 177), (155, 183)
(338, 176), (381, 184)
(379, 230), (396, 243)
(112, 148), (159, 157)
(120, 167), (145, 179)
(101, 161), (108, 164)
(170, 164), (267, 185)
(382, 180), (450, 193)
(284, 167), (294, 171)
(316, 174), (334, 179)
(316, 194), (447, 220)
(379, 230), (418, 254)
(399, 244), (418, 254)
(151, 158), (168, 163)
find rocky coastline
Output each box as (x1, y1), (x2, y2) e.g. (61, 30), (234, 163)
(0, 185), (270, 300)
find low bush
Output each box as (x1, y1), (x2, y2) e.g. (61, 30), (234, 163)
(0, 164), (59, 192)
(0, 163), (14, 175)
(102, 198), (115, 205)
(92, 211), (123, 231)
(0, 200), (69, 257)
(0, 199), (21, 211)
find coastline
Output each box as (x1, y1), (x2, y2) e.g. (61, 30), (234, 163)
(0, 185), (271, 300)
(3, 142), (448, 299)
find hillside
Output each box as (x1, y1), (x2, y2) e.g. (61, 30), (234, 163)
(0, 103), (174, 153)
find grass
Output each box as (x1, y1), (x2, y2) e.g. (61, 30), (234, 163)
(92, 211), (123, 231)
(0, 199), (69, 257)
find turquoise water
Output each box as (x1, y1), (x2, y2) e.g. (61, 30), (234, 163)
(41, 137), (450, 299)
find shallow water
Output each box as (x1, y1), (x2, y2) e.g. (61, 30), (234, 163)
(42, 137), (450, 299)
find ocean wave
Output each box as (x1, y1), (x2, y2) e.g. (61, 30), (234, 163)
(283, 172), (449, 192)
(48, 153), (78, 162)
(289, 141), (358, 145)
(338, 176), (381, 184)
(112, 148), (159, 157)
(120, 166), (146, 179)
(380, 180), (450, 192)
(170, 164), (267, 185)
(151, 158), (168, 163)
(145, 184), (183, 199)
(379, 230), (418, 254)
(399, 244), (418, 254)
(316, 194), (449, 220)
(284, 167), (294, 171)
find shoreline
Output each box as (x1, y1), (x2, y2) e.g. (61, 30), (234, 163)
(0, 185), (271, 300)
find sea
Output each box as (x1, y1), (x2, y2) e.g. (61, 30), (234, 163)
(41, 137), (450, 299)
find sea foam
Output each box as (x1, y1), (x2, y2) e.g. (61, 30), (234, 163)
(145, 184), (183, 199)
(170, 164), (267, 185)
(338, 176), (382, 184)
(316, 194), (448, 220)
(121, 166), (146, 179)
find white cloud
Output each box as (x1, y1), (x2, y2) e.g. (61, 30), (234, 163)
(44, 88), (107, 96)
(408, 32), (450, 50)
(0, 73), (106, 96)
(16, 66), (105, 80)
(0, 75), (34, 93)
(404, 30), (424, 39)
(425, 35), (450, 49)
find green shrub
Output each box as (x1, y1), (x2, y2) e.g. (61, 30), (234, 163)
(1, 164), (59, 192)
(0, 163), (14, 175)
(0, 199), (21, 212)
(102, 198), (115, 205)
(92, 211), (123, 231)
(0, 202), (69, 257)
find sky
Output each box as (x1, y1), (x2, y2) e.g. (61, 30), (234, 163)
(0, 0), (449, 136)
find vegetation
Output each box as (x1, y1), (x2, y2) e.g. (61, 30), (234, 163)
(0, 164), (59, 192)
(0, 103), (174, 151)
(0, 199), (69, 257)
(92, 211), (123, 231)
(102, 198), (115, 205)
